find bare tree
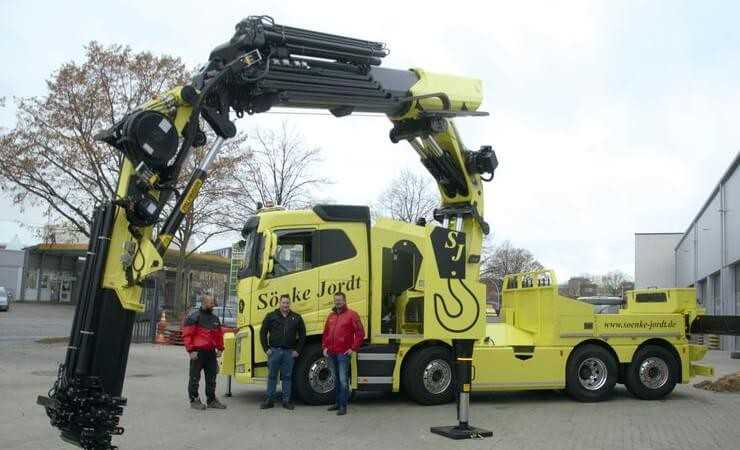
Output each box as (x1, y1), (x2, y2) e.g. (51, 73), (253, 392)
(0, 42), (252, 314)
(373, 169), (438, 223)
(226, 121), (329, 215)
(600, 270), (632, 296)
(480, 240), (544, 307)
(168, 135), (250, 314)
(0, 42), (189, 236)
(562, 275), (597, 298)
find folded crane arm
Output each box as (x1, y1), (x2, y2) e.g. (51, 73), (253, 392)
(38, 15), (497, 449)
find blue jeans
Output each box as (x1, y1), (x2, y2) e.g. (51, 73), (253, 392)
(329, 353), (350, 408)
(266, 348), (295, 403)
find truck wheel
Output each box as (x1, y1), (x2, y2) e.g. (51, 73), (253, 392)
(293, 344), (335, 405)
(625, 345), (678, 400)
(403, 346), (455, 405)
(566, 345), (617, 402)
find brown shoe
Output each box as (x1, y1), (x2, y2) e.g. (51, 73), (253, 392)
(207, 398), (227, 409)
(190, 399), (206, 411)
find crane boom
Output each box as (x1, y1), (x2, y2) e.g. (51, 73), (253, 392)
(38, 15), (497, 449)
(201, 15), (482, 118)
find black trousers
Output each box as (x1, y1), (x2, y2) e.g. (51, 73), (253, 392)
(188, 349), (218, 402)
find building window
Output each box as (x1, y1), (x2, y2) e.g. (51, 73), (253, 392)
(697, 279), (706, 305)
(710, 273), (721, 315)
(27, 272), (38, 289)
(735, 264), (740, 351)
(736, 264), (740, 314)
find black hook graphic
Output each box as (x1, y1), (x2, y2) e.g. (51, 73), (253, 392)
(433, 278), (480, 333)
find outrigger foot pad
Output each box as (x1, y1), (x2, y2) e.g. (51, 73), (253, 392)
(38, 371), (126, 450)
(431, 424), (493, 440)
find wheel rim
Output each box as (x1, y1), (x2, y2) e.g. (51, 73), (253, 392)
(639, 357), (669, 390)
(308, 357), (335, 394)
(577, 357), (608, 391)
(423, 359), (452, 394)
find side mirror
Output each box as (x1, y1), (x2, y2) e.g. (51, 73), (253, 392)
(260, 232), (277, 279)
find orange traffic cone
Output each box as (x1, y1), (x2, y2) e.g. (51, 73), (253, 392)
(155, 311), (168, 344)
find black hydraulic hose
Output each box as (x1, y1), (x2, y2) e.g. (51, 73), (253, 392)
(287, 58), (367, 75)
(75, 203), (115, 376)
(282, 44), (383, 66)
(160, 54), (247, 208)
(265, 70), (380, 89)
(257, 17), (387, 52)
(261, 30), (385, 57)
(259, 79), (388, 97)
(64, 206), (104, 373)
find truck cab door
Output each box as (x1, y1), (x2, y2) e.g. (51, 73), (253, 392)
(316, 225), (368, 328)
(250, 228), (319, 351)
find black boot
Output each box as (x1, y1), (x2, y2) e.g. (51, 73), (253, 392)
(207, 398), (227, 409)
(190, 399), (206, 411)
(337, 406), (347, 416)
(260, 399), (274, 409)
(327, 404), (339, 411)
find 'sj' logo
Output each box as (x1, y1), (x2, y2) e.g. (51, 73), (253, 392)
(430, 227), (466, 280)
(444, 231), (465, 262)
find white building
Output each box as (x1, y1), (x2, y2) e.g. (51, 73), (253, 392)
(635, 152), (740, 354)
(634, 233), (683, 289)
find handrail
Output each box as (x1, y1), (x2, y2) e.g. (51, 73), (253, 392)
(502, 269), (558, 292)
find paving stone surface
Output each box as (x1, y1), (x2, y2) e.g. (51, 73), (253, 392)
(1, 303), (738, 449)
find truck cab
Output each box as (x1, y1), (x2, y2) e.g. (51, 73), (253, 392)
(224, 203), (487, 404)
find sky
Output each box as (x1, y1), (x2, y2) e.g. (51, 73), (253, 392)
(1, 0), (739, 280)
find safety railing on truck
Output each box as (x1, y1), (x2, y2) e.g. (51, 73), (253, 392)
(502, 269), (558, 291)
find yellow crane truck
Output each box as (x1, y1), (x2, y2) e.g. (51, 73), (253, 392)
(37, 15), (739, 449)
(220, 212), (719, 405)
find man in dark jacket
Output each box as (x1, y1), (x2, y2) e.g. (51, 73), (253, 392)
(322, 291), (365, 416)
(182, 294), (226, 410)
(260, 294), (306, 410)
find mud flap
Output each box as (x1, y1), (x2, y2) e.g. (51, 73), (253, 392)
(690, 363), (715, 377)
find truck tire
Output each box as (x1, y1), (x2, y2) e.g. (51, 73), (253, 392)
(293, 343), (335, 405)
(565, 344), (617, 402)
(402, 346), (455, 405)
(625, 345), (678, 400)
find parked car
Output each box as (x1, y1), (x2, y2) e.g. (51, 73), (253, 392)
(0, 286), (9, 312)
(213, 305), (237, 331)
(185, 303), (237, 330)
(576, 296), (623, 314)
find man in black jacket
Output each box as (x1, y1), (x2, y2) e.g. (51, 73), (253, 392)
(260, 294), (306, 410)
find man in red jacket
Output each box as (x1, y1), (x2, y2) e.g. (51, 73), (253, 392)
(182, 294), (226, 410)
(322, 291), (365, 415)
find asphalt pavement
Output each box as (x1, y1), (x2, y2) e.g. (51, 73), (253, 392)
(0, 302), (75, 342)
(1, 303), (739, 450)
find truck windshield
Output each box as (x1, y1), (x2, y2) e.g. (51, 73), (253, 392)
(239, 215), (261, 279)
(240, 230), (257, 276)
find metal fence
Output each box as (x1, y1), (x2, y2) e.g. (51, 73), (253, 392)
(132, 278), (160, 343)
